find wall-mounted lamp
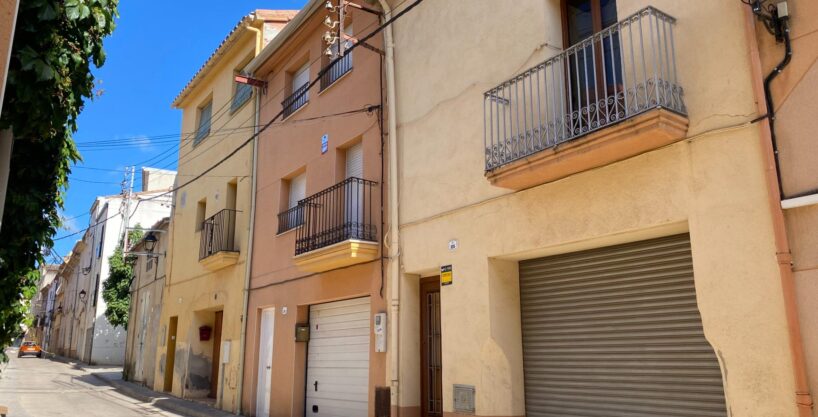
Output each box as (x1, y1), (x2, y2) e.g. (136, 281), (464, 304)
(144, 233), (157, 253)
(79, 289), (87, 303)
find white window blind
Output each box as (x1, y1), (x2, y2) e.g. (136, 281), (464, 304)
(288, 172), (307, 209)
(345, 143), (363, 179)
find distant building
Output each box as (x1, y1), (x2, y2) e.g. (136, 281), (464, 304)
(76, 168), (176, 365)
(124, 217), (169, 388)
(30, 264), (59, 345)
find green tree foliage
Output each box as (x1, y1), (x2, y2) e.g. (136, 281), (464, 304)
(102, 227), (141, 329)
(0, 0), (118, 358)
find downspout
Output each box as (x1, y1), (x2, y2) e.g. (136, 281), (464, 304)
(761, 12), (792, 199)
(376, 0), (401, 412)
(235, 22), (262, 415)
(743, 8), (813, 415)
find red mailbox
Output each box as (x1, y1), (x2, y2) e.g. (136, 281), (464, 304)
(199, 325), (212, 341)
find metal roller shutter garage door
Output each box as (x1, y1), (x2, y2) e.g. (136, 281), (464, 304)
(519, 234), (727, 416)
(306, 297), (370, 417)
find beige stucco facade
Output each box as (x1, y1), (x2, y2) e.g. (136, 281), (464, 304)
(240, 3), (388, 416)
(153, 11), (296, 413)
(387, 1), (811, 416)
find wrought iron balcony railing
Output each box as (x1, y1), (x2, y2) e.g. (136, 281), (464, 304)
(277, 204), (304, 234)
(282, 82), (309, 118)
(484, 6), (685, 171)
(295, 177), (378, 256)
(199, 209), (238, 260)
(320, 53), (353, 91)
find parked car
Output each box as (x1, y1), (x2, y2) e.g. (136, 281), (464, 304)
(17, 341), (42, 358)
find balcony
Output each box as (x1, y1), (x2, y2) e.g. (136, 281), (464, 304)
(277, 204), (304, 234)
(282, 82), (309, 119)
(484, 7), (688, 189)
(292, 177), (378, 273)
(320, 53), (352, 91)
(199, 209), (239, 271)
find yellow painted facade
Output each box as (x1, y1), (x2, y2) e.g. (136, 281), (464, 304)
(152, 11), (295, 413)
(387, 1), (812, 416)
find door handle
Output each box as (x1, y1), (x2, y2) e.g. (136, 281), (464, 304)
(314, 380), (318, 391)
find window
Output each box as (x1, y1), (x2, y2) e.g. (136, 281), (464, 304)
(195, 100), (213, 144)
(562, 0), (621, 109)
(292, 63), (310, 101)
(196, 199), (207, 231)
(283, 63), (310, 117)
(321, 23), (354, 90)
(146, 256), (154, 272)
(97, 225), (105, 258)
(289, 172), (307, 210)
(232, 63), (254, 113)
(92, 273), (99, 307)
(278, 172), (306, 233)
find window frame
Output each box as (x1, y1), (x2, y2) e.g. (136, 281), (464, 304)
(194, 99), (213, 146)
(231, 55), (255, 114)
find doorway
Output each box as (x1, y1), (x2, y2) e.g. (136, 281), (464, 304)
(164, 316), (178, 392)
(420, 277), (442, 417)
(209, 311), (224, 399)
(256, 308), (275, 417)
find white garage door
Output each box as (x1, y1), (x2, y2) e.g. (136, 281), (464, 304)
(306, 297), (370, 417)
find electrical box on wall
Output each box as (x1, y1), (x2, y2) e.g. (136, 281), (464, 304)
(454, 384), (476, 414)
(374, 312), (387, 352)
(221, 341), (231, 364)
(295, 323), (310, 342)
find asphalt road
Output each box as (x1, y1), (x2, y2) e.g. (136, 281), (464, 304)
(0, 347), (184, 417)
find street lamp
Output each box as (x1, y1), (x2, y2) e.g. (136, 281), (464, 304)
(144, 233), (157, 253)
(78, 290), (87, 303)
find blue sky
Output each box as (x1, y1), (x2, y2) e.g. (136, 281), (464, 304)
(52, 0), (307, 259)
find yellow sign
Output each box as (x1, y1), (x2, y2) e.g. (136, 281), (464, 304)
(441, 265), (453, 286)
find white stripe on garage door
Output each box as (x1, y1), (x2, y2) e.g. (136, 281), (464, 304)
(306, 297), (370, 417)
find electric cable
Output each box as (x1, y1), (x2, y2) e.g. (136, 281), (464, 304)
(53, 0), (424, 243)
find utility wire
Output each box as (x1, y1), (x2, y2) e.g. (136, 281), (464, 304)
(53, 0), (424, 243)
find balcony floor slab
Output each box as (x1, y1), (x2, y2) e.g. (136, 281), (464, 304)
(293, 239), (379, 273)
(486, 108), (689, 190)
(200, 251), (239, 271)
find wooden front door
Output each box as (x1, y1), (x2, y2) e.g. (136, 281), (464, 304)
(164, 316), (177, 392)
(420, 277), (442, 417)
(209, 311), (223, 398)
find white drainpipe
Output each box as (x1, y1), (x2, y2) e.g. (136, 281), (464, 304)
(377, 0), (402, 411)
(235, 22), (262, 415)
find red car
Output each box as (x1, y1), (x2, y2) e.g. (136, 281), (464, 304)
(17, 341), (42, 358)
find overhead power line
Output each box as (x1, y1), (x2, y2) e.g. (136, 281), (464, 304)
(52, 0), (424, 243)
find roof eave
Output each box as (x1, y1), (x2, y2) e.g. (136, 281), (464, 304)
(245, 0), (323, 76)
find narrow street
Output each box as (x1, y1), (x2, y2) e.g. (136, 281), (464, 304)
(0, 347), (184, 417)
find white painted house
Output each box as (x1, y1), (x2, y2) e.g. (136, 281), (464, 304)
(78, 167), (175, 365)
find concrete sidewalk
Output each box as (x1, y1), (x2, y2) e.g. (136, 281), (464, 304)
(50, 355), (238, 417)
